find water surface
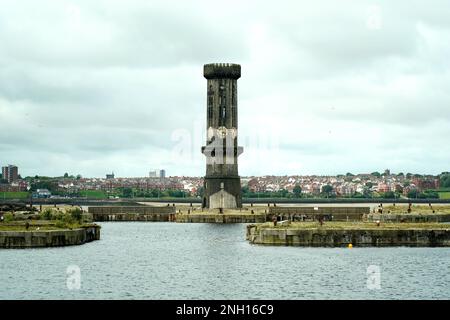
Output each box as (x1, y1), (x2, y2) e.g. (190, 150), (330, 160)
(1, 222), (449, 299)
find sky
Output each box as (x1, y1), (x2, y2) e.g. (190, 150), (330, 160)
(0, 0), (449, 178)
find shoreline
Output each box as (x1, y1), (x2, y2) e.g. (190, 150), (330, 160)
(2, 198), (450, 206)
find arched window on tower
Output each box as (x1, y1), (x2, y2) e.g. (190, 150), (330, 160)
(222, 105), (226, 122)
(232, 106), (236, 127)
(208, 85), (214, 126)
(232, 83), (236, 105)
(219, 94), (226, 126)
(208, 104), (213, 123)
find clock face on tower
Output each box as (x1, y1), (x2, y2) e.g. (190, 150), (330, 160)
(218, 126), (227, 138)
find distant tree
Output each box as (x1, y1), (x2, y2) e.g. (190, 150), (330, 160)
(365, 182), (374, 188)
(363, 187), (373, 198)
(168, 189), (188, 198)
(346, 172), (354, 177)
(407, 189), (419, 199)
(122, 188), (133, 198)
(371, 172), (381, 177)
(352, 192), (364, 198)
(382, 191), (396, 199)
(150, 189), (159, 197)
(161, 190), (170, 197)
(406, 173), (413, 179)
(64, 173), (69, 178)
(76, 174), (82, 180)
(30, 180), (58, 192)
(440, 174), (450, 188)
(397, 172), (404, 177)
(423, 190), (439, 199)
(321, 185), (333, 197)
(196, 186), (205, 198)
(293, 185), (302, 198)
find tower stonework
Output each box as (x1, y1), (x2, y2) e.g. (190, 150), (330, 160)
(201, 63), (243, 209)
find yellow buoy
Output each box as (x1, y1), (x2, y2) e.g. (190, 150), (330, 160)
(348, 243), (353, 249)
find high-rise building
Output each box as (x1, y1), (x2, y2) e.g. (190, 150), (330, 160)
(149, 170), (157, 178)
(159, 169), (166, 180)
(2, 165), (19, 183)
(106, 172), (115, 179)
(201, 63), (243, 209)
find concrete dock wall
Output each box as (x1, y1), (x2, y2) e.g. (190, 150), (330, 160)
(246, 225), (450, 247)
(0, 226), (100, 249)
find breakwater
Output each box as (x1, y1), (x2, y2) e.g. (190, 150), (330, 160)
(246, 223), (450, 247)
(0, 225), (100, 249)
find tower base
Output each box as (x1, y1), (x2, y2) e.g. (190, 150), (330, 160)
(202, 176), (242, 209)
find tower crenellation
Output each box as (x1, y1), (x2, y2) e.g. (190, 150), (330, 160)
(203, 63), (241, 80)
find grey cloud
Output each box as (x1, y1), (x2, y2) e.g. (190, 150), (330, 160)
(0, 0), (248, 68)
(0, 0), (449, 177)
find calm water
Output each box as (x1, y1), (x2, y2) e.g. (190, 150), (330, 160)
(1, 222), (449, 299)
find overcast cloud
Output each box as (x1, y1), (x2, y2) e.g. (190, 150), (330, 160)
(0, 0), (449, 177)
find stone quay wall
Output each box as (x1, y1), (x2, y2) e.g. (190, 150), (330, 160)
(269, 207), (370, 221)
(0, 226), (100, 249)
(176, 213), (267, 223)
(88, 206), (176, 222)
(367, 213), (450, 223)
(246, 225), (450, 247)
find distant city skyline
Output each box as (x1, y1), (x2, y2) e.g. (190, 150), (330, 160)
(1, 1), (449, 177)
(1, 164), (447, 180)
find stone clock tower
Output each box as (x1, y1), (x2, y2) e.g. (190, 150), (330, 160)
(201, 63), (243, 209)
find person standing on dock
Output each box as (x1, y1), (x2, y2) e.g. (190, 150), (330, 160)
(318, 215), (324, 226)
